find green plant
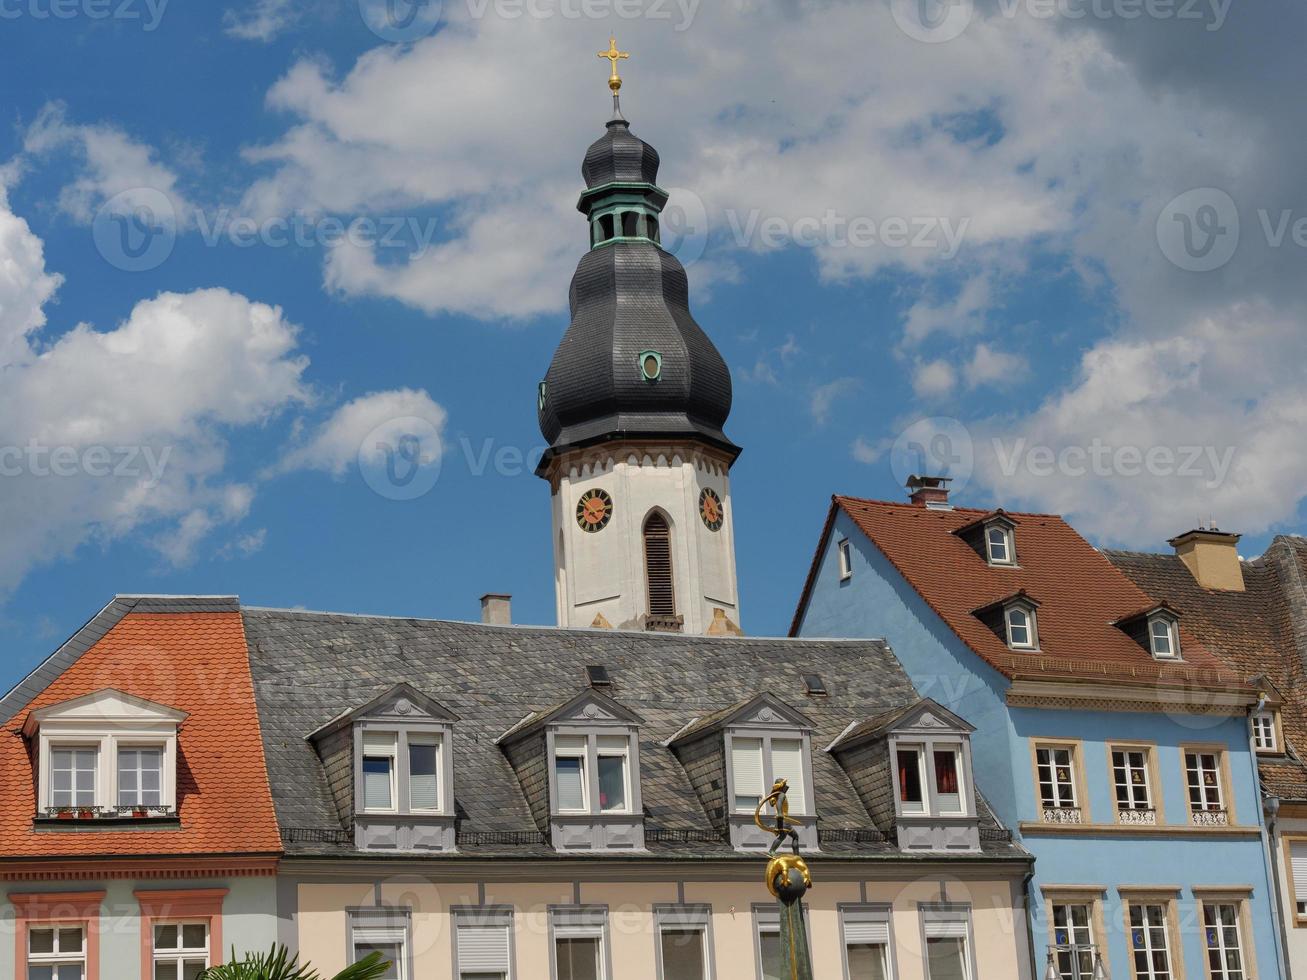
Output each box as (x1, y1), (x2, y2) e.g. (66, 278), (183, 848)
(199, 945), (391, 980)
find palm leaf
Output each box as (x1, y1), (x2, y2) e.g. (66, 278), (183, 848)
(200, 945), (391, 980)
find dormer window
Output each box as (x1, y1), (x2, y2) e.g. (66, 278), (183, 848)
(829, 698), (981, 852)
(24, 689), (186, 822)
(1006, 605), (1037, 649)
(1148, 615), (1180, 659)
(308, 683), (458, 852)
(1253, 710), (1278, 752)
(497, 689), (645, 852)
(986, 525), (1014, 565)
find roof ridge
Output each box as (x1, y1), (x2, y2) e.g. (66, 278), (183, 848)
(832, 494), (1062, 519)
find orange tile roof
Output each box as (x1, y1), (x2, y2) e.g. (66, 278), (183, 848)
(0, 611), (282, 859)
(794, 496), (1249, 690)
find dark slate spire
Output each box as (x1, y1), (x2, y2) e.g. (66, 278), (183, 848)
(536, 95), (737, 473)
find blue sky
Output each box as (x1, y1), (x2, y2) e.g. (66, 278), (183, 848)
(0, 0), (1302, 689)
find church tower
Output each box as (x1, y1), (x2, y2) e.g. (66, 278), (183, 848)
(536, 40), (742, 636)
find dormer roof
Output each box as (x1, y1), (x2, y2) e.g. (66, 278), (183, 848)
(495, 688), (644, 746)
(22, 688), (188, 737)
(665, 692), (815, 748)
(828, 698), (974, 755)
(307, 681), (458, 743)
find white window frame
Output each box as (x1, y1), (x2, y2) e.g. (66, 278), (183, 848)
(839, 905), (894, 980)
(1126, 902), (1174, 980)
(151, 919), (210, 979)
(1005, 605), (1038, 650)
(361, 731), (399, 814)
(920, 904), (975, 980)
(553, 734), (591, 815)
(1050, 902), (1097, 980)
(1036, 745), (1079, 812)
(116, 744), (166, 809)
(26, 923), (87, 979)
(838, 538), (853, 580)
(595, 735), (632, 815)
(1148, 616), (1180, 660)
(28, 690), (183, 818)
(1111, 747), (1153, 813)
(1201, 902), (1246, 980)
(727, 733), (813, 817)
(985, 525), (1015, 566)
(405, 732), (442, 813)
(551, 908), (608, 980)
(1185, 750), (1225, 812)
(48, 744), (99, 811)
(1252, 711), (1277, 752)
(892, 740), (971, 818)
(654, 905), (714, 980)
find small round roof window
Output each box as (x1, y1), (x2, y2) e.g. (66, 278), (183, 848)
(639, 350), (662, 382)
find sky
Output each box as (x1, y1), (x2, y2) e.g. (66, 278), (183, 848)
(0, 0), (1303, 690)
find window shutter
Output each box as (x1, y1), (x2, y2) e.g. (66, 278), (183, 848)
(843, 920), (890, 945)
(363, 731), (395, 753)
(1293, 843), (1307, 894)
(731, 738), (764, 798)
(771, 739), (807, 813)
(458, 923), (510, 974)
(643, 513), (676, 617)
(924, 918), (969, 939)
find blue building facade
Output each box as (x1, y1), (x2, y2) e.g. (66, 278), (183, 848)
(792, 497), (1285, 980)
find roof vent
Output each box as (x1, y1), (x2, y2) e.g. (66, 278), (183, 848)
(803, 673), (828, 697)
(906, 474), (953, 509)
(586, 665), (612, 689)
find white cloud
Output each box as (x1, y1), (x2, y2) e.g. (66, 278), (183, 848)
(852, 437), (883, 465)
(809, 378), (860, 426)
(23, 103), (192, 227)
(224, 0), (299, 41)
(0, 189), (313, 589)
(912, 360), (957, 399)
(903, 273), (995, 346)
(964, 344), (1027, 390)
(275, 388), (446, 476)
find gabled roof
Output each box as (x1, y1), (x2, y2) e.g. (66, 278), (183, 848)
(828, 698), (974, 754)
(953, 509), (1018, 537)
(792, 496), (1248, 691)
(1108, 536), (1307, 799)
(665, 692), (814, 748)
(307, 682), (459, 742)
(495, 688), (644, 745)
(971, 590), (1040, 617)
(1111, 601), (1181, 628)
(0, 597), (281, 861)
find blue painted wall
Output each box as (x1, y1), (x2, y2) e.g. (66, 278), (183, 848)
(795, 511), (1283, 979)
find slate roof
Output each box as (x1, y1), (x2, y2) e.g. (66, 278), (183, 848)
(0, 597), (281, 860)
(1108, 536), (1307, 800)
(792, 497), (1251, 692)
(241, 607), (1024, 863)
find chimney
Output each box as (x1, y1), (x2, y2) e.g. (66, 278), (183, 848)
(906, 474), (953, 509)
(480, 593), (512, 625)
(1169, 528), (1244, 592)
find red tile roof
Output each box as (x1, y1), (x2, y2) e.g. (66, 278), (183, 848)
(793, 496), (1250, 690)
(0, 611), (282, 859)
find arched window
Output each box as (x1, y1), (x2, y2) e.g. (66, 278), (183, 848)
(599, 213), (616, 242)
(622, 211), (640, 238)
(643, 512), (676, 617)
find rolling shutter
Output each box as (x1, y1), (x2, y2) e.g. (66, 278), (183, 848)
(843, 919), (891, 945)
(731, 738), (765, 800)
(457, 923), (510, 975)
(771, 739), (807, 813)
(643, 513), (676, 617)
(1292, 842), (1307, 894)
(923, 917), (969, 939)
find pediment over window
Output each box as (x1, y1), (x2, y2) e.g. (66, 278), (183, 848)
(827, 698), (973, 755)
(23, 689), (187, 737)
(495, 689), (643, 745)
(665, 693), (814, 748)
(307, 682), (458, 743)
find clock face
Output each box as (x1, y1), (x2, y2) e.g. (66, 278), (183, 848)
(576, 488), (614, 532)
(699, 487), (724, 531)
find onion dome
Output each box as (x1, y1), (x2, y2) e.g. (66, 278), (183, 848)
(536, 98), (737, 473)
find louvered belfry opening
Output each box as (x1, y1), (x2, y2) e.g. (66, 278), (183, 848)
(643, 512), (676, 617)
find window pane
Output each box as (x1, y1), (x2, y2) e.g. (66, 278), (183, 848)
(29, 929), (55, 954)
(363, 756), (394, 810)
(155, 924), (179, 950)
(934, 749), (962, 812)
(759, 932), (785, 980)
(56, 966), (84, 980)
(181, 962), (205, 980)
(731, 738), (764, 811)
(408, 739), (439, 811)
(153, 964), (177, 980)
(597, 755), (627, 813)
(897, 749), (924, 808)
(926, 937), (968, 980)
(555, 937), (600, 980)
(181, 924), (207, 950)
(28, 967), (55, 980)
(847, 943), (889, 980)
(988, 528), (1008, 562)
(1008, 609), (1030, 646)
(771, 739), (807, 813)
(57, 928), (83, 953)
(555, 757), (586, 812)
(660, 928), (705, 980)
(355, 943), (401, 979)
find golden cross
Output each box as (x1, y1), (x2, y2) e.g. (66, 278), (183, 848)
(598, 35), (630, 95)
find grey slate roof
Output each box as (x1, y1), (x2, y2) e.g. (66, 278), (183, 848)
(242, 607), (1024, 862)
